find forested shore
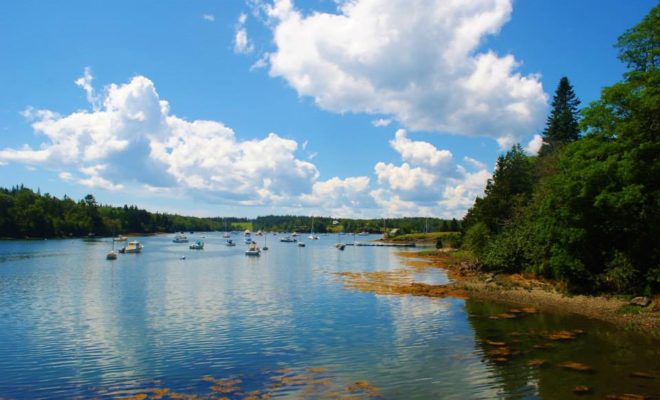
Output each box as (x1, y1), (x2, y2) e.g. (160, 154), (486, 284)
(0, 186), (459, 239)
(461, 6), (658, 295)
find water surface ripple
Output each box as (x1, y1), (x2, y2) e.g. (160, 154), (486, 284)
(0, 234), (658, 399)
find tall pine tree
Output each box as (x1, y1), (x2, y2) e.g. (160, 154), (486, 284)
(539, 77), (581, 156)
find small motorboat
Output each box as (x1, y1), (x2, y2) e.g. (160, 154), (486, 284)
(226, 239), (236, 247)
(298, 242), (306, 247)
(113, 236), (128, 242)
(245, 237), (254, 244)
(120, 241), (144, 253)
(189, 240), (204, 250)
(245, 242), (261, 256)
(223, 232), (231, 238)
(173, 234), (189, 243)
(280, 236), (297, 243)
(336, 243), (346, 251)
(292, 232), (298, 237)
(308, 234), (319, 240)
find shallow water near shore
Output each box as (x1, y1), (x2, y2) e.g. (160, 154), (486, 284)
(0, 233), (658, 399)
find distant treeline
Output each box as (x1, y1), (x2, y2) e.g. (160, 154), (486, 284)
(0, 185), (460, 239)
(252, 215), (460, 234)
(0, 186), (240, 238)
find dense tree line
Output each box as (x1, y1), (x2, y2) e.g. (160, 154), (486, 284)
(0, 186), (459, 239)
(253, 215), (460, 234)
(462, 6), (659, 295)
(0, 186), (234, 238)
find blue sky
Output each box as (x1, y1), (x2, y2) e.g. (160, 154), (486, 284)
(0, 0), (655, 218)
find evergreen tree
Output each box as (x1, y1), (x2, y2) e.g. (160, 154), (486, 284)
(463, 144), (535, 234)
(539, 77), (581, 156)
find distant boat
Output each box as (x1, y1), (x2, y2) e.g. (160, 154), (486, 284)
(335, 227), (345, 250)
(173, 234), (189, 243)
(113, 236), (128, 242)
(309, 217), (319, 240)
(280, 236), (297, 243)
(358, 231), (370, 236)
(298, 242), (306, 247)
(263, 234), (269, 251)
(119, 240), (143, 254)
(226, 239), (236, 247)
(256, 230), (263, 236)
(189, 240), (204, 250)
(106, 239), (117, 260)
(245, 237), (253, 244)
(244, 230), (251, 236)
(292, 232), (298, 237)
(245, 242), (261, 256)
(223, 232), (231, 238)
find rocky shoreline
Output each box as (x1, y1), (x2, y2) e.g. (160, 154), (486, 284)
(408, 251), (660, 338)
(334, 249), (659, 339)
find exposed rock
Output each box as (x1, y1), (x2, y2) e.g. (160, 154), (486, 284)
(573, 386), (593, 394)
(559, 361), (595, 373)
(545, 330), (578, 341)
(533, 343), (555, 350)
(527, 359), (547, 367)
(605, 394), (648, 400)
(483, 339), (507, 347)
(497, 313), (518, 319)
(629, 297), (651, 307)
(457, 260), (483, 275)
(630, 371), (654, 379)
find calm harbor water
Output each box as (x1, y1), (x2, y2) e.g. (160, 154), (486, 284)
(0, 233), (658, 399)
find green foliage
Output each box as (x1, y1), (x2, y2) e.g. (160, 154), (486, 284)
(0, 185), (228, 238)
(480, 222), (542, 274)
(463, 222), (490, 256)
(253, 215), (458, 234)
(0, 186), (461, 239)
(615, 4), (659, 72)
(539, 77), (581, 156)
(460, 6), (659, 294)
(463, 144), (535, 234)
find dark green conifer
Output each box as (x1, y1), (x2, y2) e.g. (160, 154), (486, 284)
(539, 77), (581, 156)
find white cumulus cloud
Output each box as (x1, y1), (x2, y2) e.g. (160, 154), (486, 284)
(263, 0), (547, 147)
(390, 129), (452, 168)
(524, 133), (543, 155)
(372, 130), (491, 217)
(300, 176), (375, 215)
(0, 68), (318, 205)
(234, 13), (255, 54)
(3, 68), (494, 218)
(371, 118), (391, 127)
